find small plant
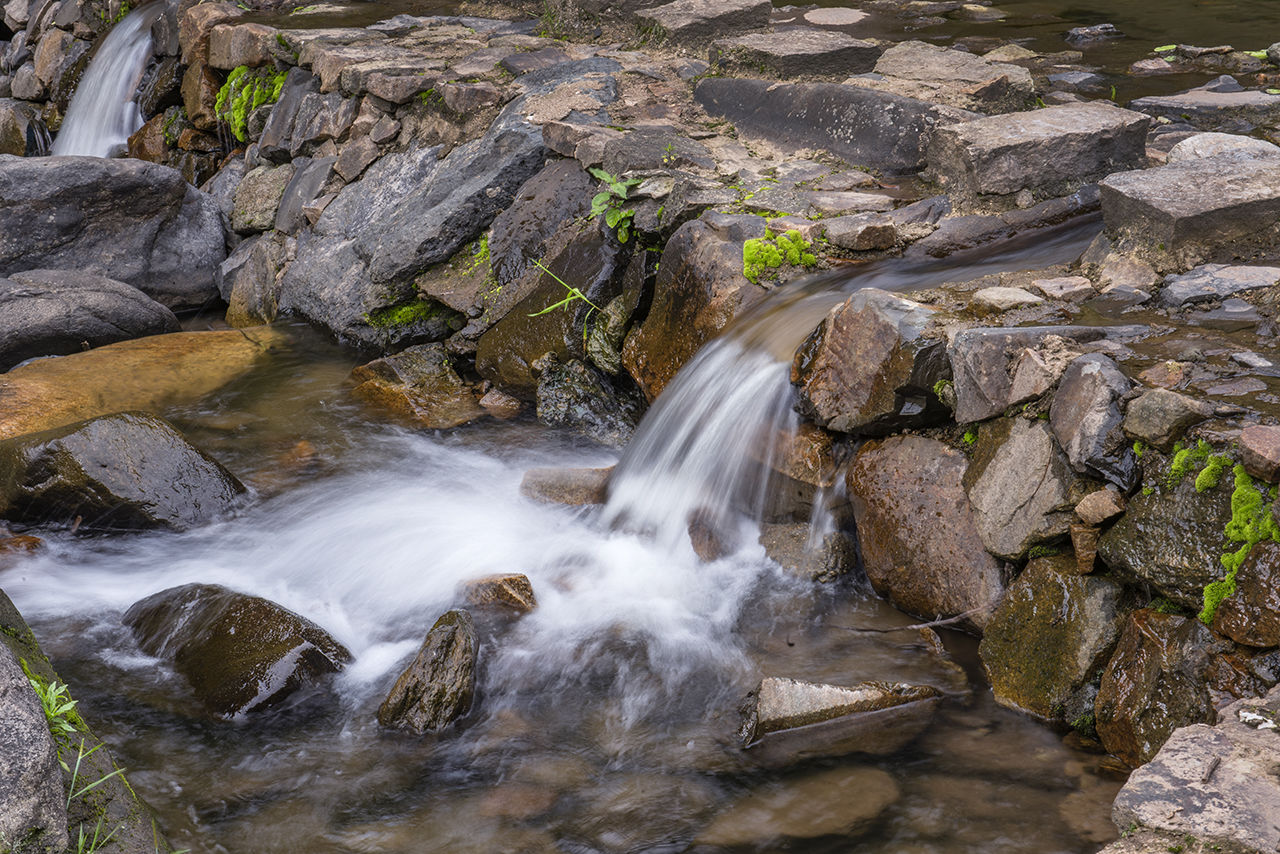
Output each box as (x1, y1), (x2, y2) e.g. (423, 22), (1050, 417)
(30, 676), (81, 745)
(661, 141), (677, 166)
(588, 168), (641, 243)
(962, 429), (978, 447)
(464, 234), (490, 276)
(214, 66), (288, 143)
(528, 260), (601, 347)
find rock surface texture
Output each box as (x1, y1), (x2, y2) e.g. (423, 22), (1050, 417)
(378, 608), (477, 733)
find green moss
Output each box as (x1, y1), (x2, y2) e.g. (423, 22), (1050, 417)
(1027, 544), (1062, 559)
(1195, 454), (1230, 492)
(1165, 439), (1210, 488)
(932, 379), (953, 400)
(1133, 440), (1145, 458)
(1070, 712), (1096, 738)
(742, 229), (817, 285)
(962, 429), (977, 447)
(365, 300), (446, 328)
(214, 66), (288, 143)
(1199, 464), (1280, 624)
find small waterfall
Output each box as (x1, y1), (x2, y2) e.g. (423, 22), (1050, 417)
(51, 3), (163, 157)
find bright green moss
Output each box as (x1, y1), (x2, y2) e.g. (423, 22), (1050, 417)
(365, 300), (445, 328)
(1165, 440), (1211, 488)
(1199, 464), (1280, 624)
(1132, 440), (1145, 459)
(742, 229), (817, 284)
(1195, 454), (1230, 492)
(214, 66), (288, 143)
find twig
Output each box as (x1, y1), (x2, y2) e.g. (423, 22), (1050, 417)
(832, 604), (993, 634)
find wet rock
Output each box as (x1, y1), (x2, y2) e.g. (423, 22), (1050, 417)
(231, 163), (296, 235)
(487, 160), (594, 296)
(1075, 487), (1125, 526)
(519, 466), (611, 506)
(708, 28), (880, 78)
(848, 40), (1035, 115)
(847, 435), (1007, 630)
(1192, 296), (1262, 331)
(1095, 610), (1223, 766)
(928, 102), (1149, 212)
(535, 358), (644, 448)
(979, 554), (1129, 724)
(695, 766), (899, 847)
(0, 328), (286, 441)
(1158, 263), (1280, 308)
(1122, 388), (1212, 452)
(694, 77), (974, 175)
(219, 232), (286, 327)
(0, 412), (245, 532)
(178, 1), (243, 64)
(0, 98), (50, 157)
(1130, 76), (1280, 132)
(0, 641), (68, 854)
(1111, 687), (1280, 852)
(758, 522), (857, 582)
(791, 288), (948, 436)
(0, 269), (180, 371)
(1100, 155), (1280, 272)
(0, 155), (225, 311)
(378, 609), (476, 733)
(1241, 425), (1280, 483)
(1065, 23), (1121, 43)
(1167, 131), (1280, 163)
(1071, 522), (1101, 575)
(124, 583), (351, 718)
(1050, 353), (1137, 490)
(635, 0), (771, 45)
(350, 343), (485, 430)
(181, 61), (221, 130)
(478, 388), (521, 419)
(461, 574), (537, 614)
(969, 285), (1043, 312)
(741, 677), (942, 764)
(965, 418), (1084, 561)
(1212, 541), (1280, 647)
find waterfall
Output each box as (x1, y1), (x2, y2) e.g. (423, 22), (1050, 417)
(50, 3), (163, 157)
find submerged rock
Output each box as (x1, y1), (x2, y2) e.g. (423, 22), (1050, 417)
(461, 574), (537, 614)
(1130, 76), (1280, 132)
(519, 466), (612, 506)
(0, 641), (67, 854)
(124, 583), (353, 718)
(0, 412), (244, 532)
(350, 343), (485, 429)
(378, 609), (477, 733)
(758, 522), (857, 582)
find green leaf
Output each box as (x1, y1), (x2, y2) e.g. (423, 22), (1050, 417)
(588, 167), (614, 182)
(609, 182), (628, 199)
(1269, 88), (1280, 95)
(605, 207), (622, 227)
(1153, 44), (1176, 52)
(1246, 49), (1269, 58)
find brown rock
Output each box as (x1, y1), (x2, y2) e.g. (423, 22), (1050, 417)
(519, 466), (611, 506)
(846, 435), (1007, 631)
(1241, 425), (1280, 483)
(377, 609), (476, 733)
(181, 61), (222, 131)
(1213, 541), (1280, 647)
(478, 389), (521, 419)
(1076, 488), (1126, 526)
(1070, 523), (1100, 574)
(179, 1), (244, 65)
(441, 81), (505, 113)
(1138, 360), (1192, 390)
(206, 22), (277, 70)
(177, 128), (220, 152)
(0, 534), (41, 566)
(350, 344), (485, 430)
(688, 510), (731, 562)
(127, 114), (167, 162)
(461, 574), (537, 614)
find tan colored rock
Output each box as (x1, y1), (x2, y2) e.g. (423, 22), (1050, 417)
(478, 389), (521, 419)
(349, 344), (485, 430)
(1071, 523), (1100, 575)
(1240, 424), (1280, 483)
(181, 61), (222, 131)
(179, 1), (244, 65)
(461, 574), (537, 614)
(1076, 487), (1125, 526)
(207, 22), (277, 70)
(519, 466), (611, 506)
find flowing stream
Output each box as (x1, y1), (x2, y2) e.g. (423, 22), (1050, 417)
(50, 2), (162, 157)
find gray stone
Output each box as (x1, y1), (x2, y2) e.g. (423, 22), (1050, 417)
(0, 641), (67, 854)
(1032, 275), (1093, 300)
(0, 98), (49, 157)
(519, 466), (611, 506)
(694, 77), (975, 175)
(1098, 254), (1158, 291)
(848, 39), (1035, 115)
(1159, 263), (1280, 308)
(1130, 76), (1280, 132)
(1240, 425), (1280, 483)
(219, 233), (286, 327)
(635, 0), (771, 45)
(0, 269), (180, 371)
(1192, 296), (1262, 331)
(708, 28), (880, 78)
(535, 358), (644, 448)
(1167, 131), (1280, 164)
(1075, 487), (1125, 525)
(274, 155), (335, 235)
(803, 6), (868, 25)
(927, 102), (1149, 211)
(1065, 23), (1121, 43)
(823, 213), (898, 251)
(1101, 155), (1280, 271)
(758, 523), (857, 582)
(969, 285), (1043, 312)
(1050, 353), (1137, 490)
(0, 156), (225, 311)
(1123, 388), (1212, 452)
(334, 135), (379, 182)
(0, 412), (245, 532)
(377, 609), (476, 733)
(257, 67), (321, 164)
(231, 163), (295, 234)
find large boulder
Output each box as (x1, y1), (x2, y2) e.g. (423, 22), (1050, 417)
(378, 608), (476, 733)
(0, 641), (67, 854)
(979, 554), (1130, 725)
(847, 40), (1035, 115)
(1212, 541), (1280, 648)
(1049, 353), (1138, 490)
(0, 412), (245, 532)
(0, 156), (226, 310)
(0, 269), (180, 371)
(0, 328), (286, 441)
(123, 583), (352, 718)
(790, 288), (949, 436)
(846, 435), (1008, 630)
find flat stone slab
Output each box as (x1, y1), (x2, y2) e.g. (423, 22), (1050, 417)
(1130, 75), (1280, 131)
(1100, 155), (1280, 270)
(847, 39), (1035, 114)
(803, 6), (869, 26)
(709, 28), (880, 78)
(1158, 263), (1280, 307)
(636, 0), (771, 45)
(928, 102), (1149, 210)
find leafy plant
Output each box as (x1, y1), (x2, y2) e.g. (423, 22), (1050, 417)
(29, 676), (81, 746)
(588, 168), (641, 244)
(527, 260), (601, 347)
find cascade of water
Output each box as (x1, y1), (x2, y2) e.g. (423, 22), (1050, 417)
(50, 3), (163, 158)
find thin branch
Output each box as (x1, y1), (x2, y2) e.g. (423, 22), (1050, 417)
(832, 604), (993, 634)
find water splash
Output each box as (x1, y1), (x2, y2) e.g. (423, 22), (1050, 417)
(51, 3), (163, 157)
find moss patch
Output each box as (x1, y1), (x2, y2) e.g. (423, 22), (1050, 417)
(1199, 464), (1280, 624)
(742, 229), (817, 285)
(214, 66), (288, 143)
(365, 299), (451, 328)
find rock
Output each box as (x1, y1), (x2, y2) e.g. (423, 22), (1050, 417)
(979, 554), (1129, 724)
(350, 343), (485, 430)
(791, 288), (947, 436)
(635, 0), (771, 45)
(1241, 425), (1280, 483)
(460, 574), (537, 614)
(334, 135), (379, 182)
(969, 285), (1044, 312)
(206, 21), (277, 70)
(1122, 388), (1212, 452)
(1065, 23), (1121, 43)
(694, 77), (974, 175)
(1095, 610), (1223, 766)
(181, 61), (222, 130)
(803, 6), (868, 25)
(928, 102), (1149, 211)
(179, 1), (243, 64)
(124, 583), (351, 717)
(601, 126), (715, 175)
(823, 213), (898, 251)
(1193, 296), (1262, 331)
(535, 358), (644, 448)
(741, 677), (942, 765)
(0, 328), (286, 441)
(846, 435), (1007, 630)
(848, 40), (1035, 115)
(478, 388), (521, 419)
(1050, 353), (1137, 490)
(708, 28), (880, 78)
(1167, 131), (1280, 163)
(0, 412), (244, 532)
(219, 232), (286, 327)
(1129, 58), (1176, 76)
(0, 156), (225, 311)
(965, 418), (1084, 561)
(694, 766), (899, 847)
(1158, 263), (1280, 308)
(0, 269), (180, 371)
(1075, 487), (1125, 526)
(519, 466), (611, 505)
(0, 641), (67, 854)
(1212, 541), (1280, 647)
(1130, 77), (1280, 132)
(231, 163), (295, 234)
(1111, 687), (1280, 854)
(758, 522), (857, 582)
(377, 609), (476, 733)
(0, 98), (50, 157)
(1032, 275), (1094, 300)
(1101, 156), (1280, 271)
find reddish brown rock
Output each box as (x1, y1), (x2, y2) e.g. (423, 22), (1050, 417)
(1075, 487), (1125, 526)
(1213, 541), (1280, 647)
(1241, 425), (1280, 483)
(519, 466), (612, 506)
(179, 1), (244, 65)
(478, 389), (521, 419)
(846, 435), (1007, 631)
(350, 344), (485, 430)
(377, 609), (476, 733)
(127, 114), (167, 162)
(181, 61), (222, 131)
(1070, 523), (1100, 575)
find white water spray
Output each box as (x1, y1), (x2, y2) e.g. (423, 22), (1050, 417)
(51, 3), (163, 157)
